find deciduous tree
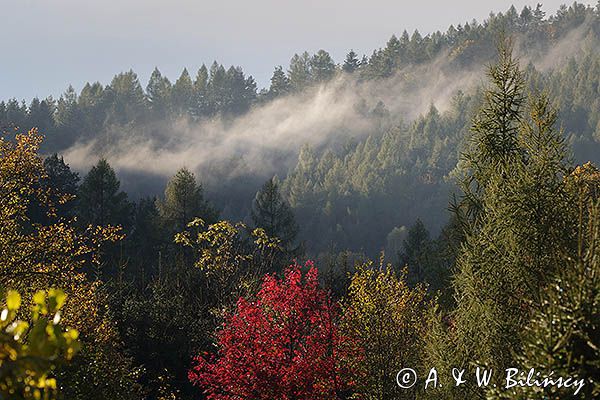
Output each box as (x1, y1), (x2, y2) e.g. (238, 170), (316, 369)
(341, 263), (429, 400)
(189, 262), (354, 400)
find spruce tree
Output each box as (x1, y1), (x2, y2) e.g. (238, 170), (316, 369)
(146, 68), (172, 120)
(342, 50), (360, 73)
(251, 176), (299, 261)
(288, 52), (312, 91)
(268, 66), (291, 99)
(77, 159), (132, 227)
(157, 168), (218, 234)
(171, 68), (194, 117)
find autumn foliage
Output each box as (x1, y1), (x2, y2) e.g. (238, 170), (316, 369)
(189, 262), (355, 400)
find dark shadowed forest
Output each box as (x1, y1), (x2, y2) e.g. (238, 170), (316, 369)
(1, 2), (600, 399)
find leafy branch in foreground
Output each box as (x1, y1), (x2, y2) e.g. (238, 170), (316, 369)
(0, 289), (80, 400)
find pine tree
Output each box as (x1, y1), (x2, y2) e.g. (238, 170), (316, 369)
(494, 167), (600, 399)
(192, 64), (209, 118)
(77, 159), (132, 227)
(252, 176), (299, 260)
(53, 86), (81, 149)
(384, 35), (402, 67)
(400, 218), (431, 284)
(41, 154), (79, 219)
(310, 50), (336, 82)
(268, 66), (291, 98)
(342, 50), (360, 73)
(459, 38), (525, 222)
(78, 82), (108, 140)
(106, 70), (147, 125)
(146, 67), (172, 119)
(157, 168), (218, 234)
(172, 68), (194, 117)
(206, 62), (227, 115)
(28, 97), (55, 135)
(222, 66), (255, 115)
(288, 52), (312, 91)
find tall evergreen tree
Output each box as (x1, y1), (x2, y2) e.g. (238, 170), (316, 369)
(106, 70), (146, 125)
(252, 176), (299, 260)
(44, 154), (79, 214)
(28, 153), (80, 225)
(53, 86), (81, 149)
(206, 62), (227, 115)
(423, 41), (576, 398)
(28, 97), (55, 135)
(342, 50), (360, 73)
(288, 52), (312, 91)
(172, 68), (194, 117)
(268, 66), (291, 98)
(146, 67), (172, 119)
(157, 168), (218, 234)
(223, 66), (256, 115)
(192, 64), (209, 118)
(78, 82), (108, 140)
(496, 165), (600, 399)
(310, 49), (336, 82)
(77, 159), (132, 227)
(400, 218), (432, 284)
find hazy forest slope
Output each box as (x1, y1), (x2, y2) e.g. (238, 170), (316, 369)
(1, 2), (600, 255)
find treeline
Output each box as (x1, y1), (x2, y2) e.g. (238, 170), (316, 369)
(1, 2), (599, 154)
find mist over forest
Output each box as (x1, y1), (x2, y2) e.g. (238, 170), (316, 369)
(4, 2), (599, 258)
(2, 2), (600, 399)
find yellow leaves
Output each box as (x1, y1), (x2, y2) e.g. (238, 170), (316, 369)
(343, 262), (428, 335)
(567, 161), (600, 203)
(0, 289), (80, 399)
(48, 289), (66, 311)
(179, 220), (252, 273)
(186, 217), (205, 228)
(340, 262), (430, 397)
(0, 129), (130, 397)
(6, 291), (21, 311)
(0, 129), (48, 223)
(253, 227), (283, 252)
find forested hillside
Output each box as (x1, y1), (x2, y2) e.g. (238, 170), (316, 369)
(1, 3), (600, 398)
(2, 3), (600, 258)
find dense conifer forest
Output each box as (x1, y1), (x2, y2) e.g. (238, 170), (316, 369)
(1, 2), (600, 399)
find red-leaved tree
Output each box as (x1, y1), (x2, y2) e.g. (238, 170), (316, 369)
(189, 261), (356, 399)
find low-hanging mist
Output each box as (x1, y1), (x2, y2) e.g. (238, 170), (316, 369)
(62, 57), (484, 187)
(63, 29), (596, 198)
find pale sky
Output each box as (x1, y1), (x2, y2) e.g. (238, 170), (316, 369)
(0, 0), (593, 101)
